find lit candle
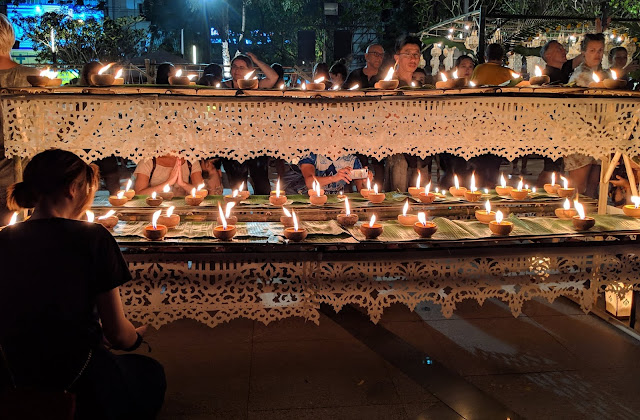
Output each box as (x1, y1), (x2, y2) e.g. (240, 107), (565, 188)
(408, 171), (422, 197)
(369, 214), (376, 227)
(109, 190), (129, 206)
(464, 172), (482, 202)
(377, 67), (398, 89)
(419, 182), (436, 203)
(144, 209), (167, 240)
(557, 176), (576, 198)
(529, 65), (550, 85)
(86, 210), (94, 223)
(157, 205), (179, 228)
(510, 178), (530, 200)
(337, 197), (358, 226)
(214, 203), (237, 240)
(146, 190), (163, 206)
(623, 196), (640, 217)
(572, 201), (595, 230)
(284, 210), (307, 241)
(544, 172), (560, 194)
(489, 210), (514, 235)
(185, 187), (204, 206)
(280, 206), (294, 227)
(313, 76), (324, 84)
(9, 212), (18, 225)
(309, 179), (328, 205)
(475, 199), (497, 223)
(413, 211), (437, 238)
(159, 183), (174, 200)
(398, 199), (418, 226)
(269, 178), (287, 206)
(368, 183), (385, 203)
(244, 70), (256, 80)
(95, 209), (118, 229)
(196, 182), (208, 198)
(349, 84), (360, 90)
(449, 174), (467, 197)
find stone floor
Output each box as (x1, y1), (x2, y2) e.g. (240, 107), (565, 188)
(137, 297), (640, 420)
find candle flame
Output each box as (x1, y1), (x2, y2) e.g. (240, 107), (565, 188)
(454, 174), (460, 189)
(425, 182), (431, 195)
(532, 187), (537, 193)
(197, 182), (205, 191)
(551, 172), (556, 185)
(283, 207), (292, 217)
(500, 173), (506, 188)
(415, 171), (421, 189)
(232, 189), (238, 198)
(39, 68), (58, 79)
(244, 70), (256, 80)
(592, 72), (600, 83)
(383, 67), (394, 81)
(611, 69), (617, 80)
(440, 73), (448, 82)
(151, 191), (157, 199)
(369, 214), (376, 227)
(280, 84), (285, 90)
(116, 191), (124, 199)
(564, 198), (570, 210)
(218, 203), (227, 229)
(560, 176), (569, 189)
(98, 63), (114, 75)
(485, 199), (491, 213)
(313, 76), (324, 84)
(216, 83), (221, 88)
(191, 188), (196, 198)
(86, 210), (94, 223)
(8, 212), (18, 225)
(175, 69), (183, 77)
(276, 179), (281, 197)
(225, 201), (235, 218)
(411, 81), (416, 87)
(187, 74), (196, 81)
(469, 81), (476, 87)
(166, 206), (175, 217)
(631, 196), (640, 209)
(345, 197), (351, 215)
(301, 82), (306, 90)
(349, 84), (360, 90)
(452, 69), (458, 79)
(292, 210), (299, 231)
(99, 210), (116, 220)
(314, 179), (321, 195)
(239, 181), (245, 191)
(125, 179), (132, 191)
(373, 183), (379, 194)
(366, 178), (371, 190)
(495, 210), (504, 224)
(114, 69), (123, 79)
(470, 172), (476, 192)
(575, 201), (586, 219)
(402, 200), (409, 216)
(511, 72), (520, 79)
(152, 209), (161, 229)
(534, 65), (542, 77)
(517, 178), (524, 191)
(418, 212), (427, 226)
(163, 184), (170, 193)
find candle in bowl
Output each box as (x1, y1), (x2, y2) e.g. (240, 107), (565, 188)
(360, 214), (383, 239)
(464, 173), (482, 202)
(588, 72), (605, 88)
(185, 188), (204, 206)
(435, 70), (466, 89)
(622, 196), (640, 217)
(557, 176), (576, 198)
(489, 210), (514, 235)
(146, 191), (164, 207)
(572, 201), (595, 231)
(529, 65), (550, 86)
(367, 184), (385, 204)
(337, 197), (358, 227)
(555, 198), (578, 219)
(238, 181), (250, 200)
(398, 200), (419, 226)
(90, 63), (116, 86)
(213, 203), (237, 241)
(159, 184), (174, 201)
(195, 182), (208, 198)
(157, 206), (180, 228)
(308, 179), (327, 205)
(168, 69), (197, 86)
(337, 189), (347, 200)
(418, 182), (436, 203)
(96, 210), (119, 229)
(280, 207), (295, 227)
(224, 189), (244, 205)
(360, 178), (372, 198)
(495, 173), (513, 196)
(308, 179), (325, 197)
(113, 68), (124, 85)
(306, 76), (326, 91)
(269, 179), (287, 206)
(217, 202), (238, 225)
(408, 171), (422, 197)
(375, 67), (399, 89)
(603, 70), (626, 89)
(543, 172), (560, 194)
(118, 179), (135, 200)
(109, 190), (129, 206)
(28, 68), (62, 87)
(510, 178), (530, 200)
(413, 212), (438, 238)
(0, 212), (18, 230)
(449, 174), (467, 197)
(144, 210), (167, 240)
(475, 199), (496, 224)
(237, 70), (259, 89)
(284, 210), (307, 242)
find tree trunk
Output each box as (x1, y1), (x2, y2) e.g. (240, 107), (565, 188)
(238, 0), (246, 51)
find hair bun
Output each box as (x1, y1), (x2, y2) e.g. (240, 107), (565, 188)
(7, 181), (37, 210)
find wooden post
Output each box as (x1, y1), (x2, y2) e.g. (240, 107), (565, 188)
(598, 154), (610, 214)
(622, 154), (638, 197)
(12, 154), (22, 183)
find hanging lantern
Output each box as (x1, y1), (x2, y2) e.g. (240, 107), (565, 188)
(605, 282), (633, 317)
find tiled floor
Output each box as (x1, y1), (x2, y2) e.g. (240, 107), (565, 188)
(137, 297), (640, 420)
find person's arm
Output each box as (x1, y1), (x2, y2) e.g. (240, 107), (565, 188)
(300, 163), (352, 189)
(177, 170), (204, 193)
(134, 160), (180, 195)
(571, 54), (583, 69)
(246, 52), (279, 89)
(97, 288), (140, 349)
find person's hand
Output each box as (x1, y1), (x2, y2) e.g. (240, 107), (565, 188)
(610, 175), (631, 189)
(366, 166), (374, 181)
(166, 164), (180, 186)
(136, 325), (148, 336)
(333, 167), (353, 183)
(245, 52), (259, 63)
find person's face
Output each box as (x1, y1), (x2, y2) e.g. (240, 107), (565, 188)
(364, 46), (384, 70)
(455, 58), (474, 78)
(611, 50), (628, 69)
(412, 71), (426, 85)
(231, 59), (251, 81)
(548, 42), (567, 65)
(330, 72), (344, 86)
(395, 44), (421, 75)
(584, 40), (604, 68)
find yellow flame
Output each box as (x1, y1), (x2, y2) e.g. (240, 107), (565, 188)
(517, 178), (524, 191)
(369, 214), (377, 227)
(151, 191), (157, 199)
(191, 188), (196, 197)
(125, 179), (132, 191)
(560, 176), (568, 189)
(551, 172), (556, 185)
(592, 72), (600, 83)
(279, 84), (285, 89)
(166, 206), (175, 217)
(418, 212), (427, 226)
(452, 69), (458, 79)
(349, 84), (360, 90)
(175, 69), (183, 77)
(470, 172), (476, 192)
(244, 70), (256, 80)
(500, 173), (506, 188)
(631, 196), (640, 209)
(454, 174), (460, 189)
(99, 210), (116, 220)
(283, 207), (292, 217)
(373, 183), (379, 194)
(383, 67), (394, 81)
(218, 203), (227, 229)
(239, 181), (245, 191)
(345, 197), (351, 215)
(276, 179), (281, 197)
(511, 72), (520, 79)
(534, 65), (542, 77)
(225, 201), (235, 218)
(98, 63), (114, 75)
(564, 198), (570, 210)
(313, 76), (324, 84)
(402, 200), (409, 216)
(495, 210), (504, 224)
(163, 184), (170, 193)
(115, 69), (123, 79)
(301, 82), (306, 90)
(187, 74), (196, 81)
(425, 182), (431, 195)
(86, 210), (94, 223)
(411, 81), (416, 87)
(197, 183), (205, 191)
(485, 199), (491, 213)
(575, 201), (586, 219)
(440, 73), (448, 82)
(232, 189), (238, 198)
(366, 178), (371, 190)
(292, 210), (299, 231)
(152, 209), (161, 229)
(8, 212), (18, 225)
(611, 69), (617, 80)
(469, 81), (476, 87)
(116, 191), (124, 199)
(416, 171), (421, 189)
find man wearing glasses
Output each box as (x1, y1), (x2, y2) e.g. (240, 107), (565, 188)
(394, 35), (423, 87)
(343, 44), (385, 89)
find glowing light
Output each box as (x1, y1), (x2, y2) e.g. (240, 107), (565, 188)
(166, 206), (175, 217)
(276, 179), (281, 197)
(116, 191), (125, 199)
(86, 210), (94, 222)
(232, 189), (239, 198)
(366, 178), (371, 190)
(125, 179), (132, 191)
(560, 176), (569, 189)
(534, 65), (542, 77)
(292, 210), (299, 231)
(280, 84), (285, 89)
(373, 184), (379, 194)
(402, 200), (409, 216)
(440, 73), (448, 82)
(485, 200), (491, 213)
(152, 210), (161, 229)
(191, 188), (196, 198)
(470, 172), (476, 192)
(611, 69), (617, 80)
(469, 81), (476, 87)
(496, 210), (504, 224)
(8, 212), (18, 225)
(575, 201), (586, 219)
(283, 207), (292, 217)
(418, 212), (427, 226)
(517, 178), (524, 191)
(369, 214), (377, 227)
(592, 73), (600, 83)
(551, 172), (556, 185)
(114, 69), (123, 79)
(349, 84), (360, 90)
(175, 69), (183, 77)
(383, 67), (395, 81)
(239, 182), (245, 191)
(452, 70), (458, 79)
(313, 76), (325, 84)
(425, 182), (431, 195)
(218, 203), (227, 229)
(99, 210), (116, 220)
(197, 183), (205, 192)
(345, 197), (351, 215)
(187, 74), (197, 81)
(511, 72), (520, 79)
(454, 174), (460, 189)
(415, 171), (421, 189)
(564, 199), (571, 210)
(151, 191), (157, 199)
(244, 70), (256, 80)
(225, 201), (235, 218)
(631, 196), (640, 209)
(98, 63), (114, 75)
(163, 184), (171, 193)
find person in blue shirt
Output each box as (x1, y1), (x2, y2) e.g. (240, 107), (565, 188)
(283, 153), (371, 194)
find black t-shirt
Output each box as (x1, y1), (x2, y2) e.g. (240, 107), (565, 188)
(544, 60), (574, 84)
(0, 218), (131, 387)
(343, 67), (382, 89)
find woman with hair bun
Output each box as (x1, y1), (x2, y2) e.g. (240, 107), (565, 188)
(0, 149), (165, 419)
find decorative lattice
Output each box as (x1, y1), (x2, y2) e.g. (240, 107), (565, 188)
(3, 93), (640, 163)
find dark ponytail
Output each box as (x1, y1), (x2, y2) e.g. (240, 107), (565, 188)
(7, 149), (99, 213)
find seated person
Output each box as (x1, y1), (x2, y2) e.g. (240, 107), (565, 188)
(197, 63), (223, 86)
(394, 35), (423, 87)
(134, 155), (203, 196)
(222, 53), (279, 89)
(455, 55), (475, 79)
(412, 68), (428, 86)
(343, 44), (384, 89)
(329, 59), (348, 88)
(271, 62), (285, 87)
(155, 62), (176, 85)
(284, 153), (369, 194)
(200, 158), (224, 195)
(312, 62), (332, 89)
(607, 46), (639, 84)
(568, 33), (608, 87)
(1, 149), (165, 419)
(471, 44), (514, 86)
(540, 40), (582, 84)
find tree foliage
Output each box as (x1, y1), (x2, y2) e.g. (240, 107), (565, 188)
(12, 8), (148, 64)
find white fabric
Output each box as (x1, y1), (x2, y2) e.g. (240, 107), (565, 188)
(134, 158), (201, 188)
